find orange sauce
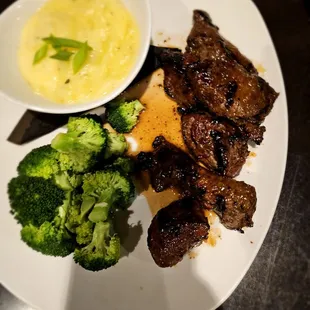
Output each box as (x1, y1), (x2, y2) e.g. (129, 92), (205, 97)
(188, 251), (198, 259)
(122, 69), (186, 156)
(255, 63), (266, 74)
(204, 210), (218, 226)
(204, 211), (221, 247)
(111, 69), (185, 216)
(205, 228), (222, 247)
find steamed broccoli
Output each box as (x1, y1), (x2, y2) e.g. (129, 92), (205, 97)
(73, 221), (120, 271)
(65, 195), (96, 233)
(67, 168), (135, 260)
(54, 171), (83, 191)
(104, 132), (128, 159)
(51, 115), (108, 173)
(67, 169), (134, 228)
(20, 192), (75, 257)
(21, 223), (74, 257)
(108, 157), (134, 175)
(16, 144), (83, 191)
(75, 221), (94, 245)
(8, 176), (65, 227)
(17, 145), (60, 179)
(8, 112), (138, 270)
(106, 99), (145, 133)
(82, 170), (135, 217)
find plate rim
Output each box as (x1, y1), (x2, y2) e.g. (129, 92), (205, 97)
(0, 0), (288, 309)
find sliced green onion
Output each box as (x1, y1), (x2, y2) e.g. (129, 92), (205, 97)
(72, 41), (89, 74)
(33, 44), (48, 64)
(43, 34), (92, 50)
(50, 50), (73, 61)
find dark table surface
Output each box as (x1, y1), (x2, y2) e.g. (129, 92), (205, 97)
(1, 0), (309, 309)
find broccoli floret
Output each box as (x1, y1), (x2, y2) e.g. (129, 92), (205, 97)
(104, 132), (128, 159)
(54, 171), (83, 191)
(20, 192), (75, 257)
(17, 145), (60, 179)
(21, 222), (74, 257)
(73, 221), (120, 271)
(109, 157), (135, 175)
(66, 203), (81, 233)
(66, 195), (96, 232)
(82, 170), (135, 214)
(51, 115), (108, 173)
(66, 169), (134, 228)
(76, 221), (94, 245)
(68, 174), (83, 188)
(8, 176), (65, 227)
(106, 99), (145, 133)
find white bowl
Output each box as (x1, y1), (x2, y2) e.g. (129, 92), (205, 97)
(0, 0), (151, 114)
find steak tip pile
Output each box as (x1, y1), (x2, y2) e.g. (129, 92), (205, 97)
(138, 137), (257, 266)
(138, 9), (278, 268)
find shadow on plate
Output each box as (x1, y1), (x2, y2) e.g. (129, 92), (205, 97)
(64, 197), (220, 310)
(65, 245), (220, 310)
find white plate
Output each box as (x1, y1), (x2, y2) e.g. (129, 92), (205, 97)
(0, 0), (288, 309)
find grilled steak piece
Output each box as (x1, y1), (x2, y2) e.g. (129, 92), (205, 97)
(185, 10), (258, 74)
(184, 10), (278, 124)
(195, 170), (256, 230)
(159, 49), (197, 110)
(148, 198), (209, 267)
(137, 137), (256, 230)
(137, 136), (198, 195)
(185, 60), (277, 124)
(182, 113), (249, 177)
(240, 122), (266, 145)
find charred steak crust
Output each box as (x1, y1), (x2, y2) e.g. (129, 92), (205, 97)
(185, 58), (277, 123)
(137, 136), (257, 231)
(195, 169), (257, 230)
(157, 49), (198, 109)
(137, 136), (199, 194)
(157, 10), (278, 144)
(184, 9), (278, 122)
(181, 113), (249, 177)
(147, 198), (210, 267)
(187, 10), (258, 74)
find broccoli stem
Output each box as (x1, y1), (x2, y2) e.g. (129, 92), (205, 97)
(51, 133), (80, 152)
(54, 172), (73, 191)
(88, 202), (110, 223)
(80, 196), (96, 220)
(59, 192), (72, 226)
(92, 221), (111, 254)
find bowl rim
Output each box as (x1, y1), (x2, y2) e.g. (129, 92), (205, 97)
(0, 0), (152, 114)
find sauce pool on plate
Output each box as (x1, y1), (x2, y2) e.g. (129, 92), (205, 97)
(123, 70), (186, 156)
(18, 0), (140, 104)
